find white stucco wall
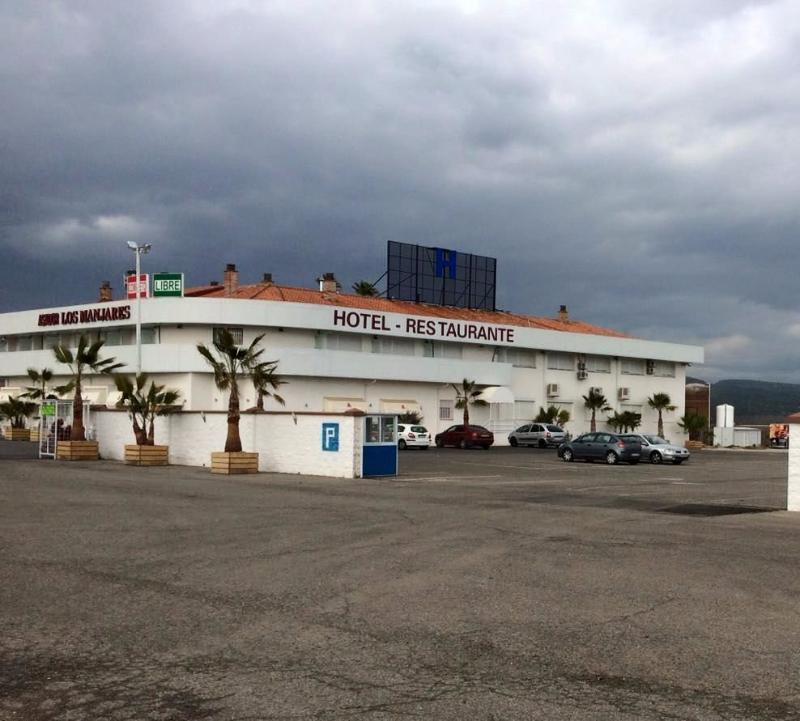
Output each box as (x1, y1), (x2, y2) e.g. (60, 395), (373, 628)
(94, 409), (363, 478)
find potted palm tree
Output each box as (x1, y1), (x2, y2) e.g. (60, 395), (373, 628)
(52, 334), (125, 460)
(0, 396), (38, 441)
(647, 392), (677, 438)
(21, 367), (72, 442)
(351, 280), (379, 296)
(679, 413), (707, 450)
(583, 389), (611, 432)
(115, 374), (181, 465)
(197, 329), (268, 474)
(453, 378), (488, 426)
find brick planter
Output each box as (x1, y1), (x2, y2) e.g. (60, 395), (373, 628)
(685, 440), (704, 451)
(211, 451), (259, 475)
(57, 440), (99, 461)
(125, 444), (169, 466)
(7, 428), (31, 441)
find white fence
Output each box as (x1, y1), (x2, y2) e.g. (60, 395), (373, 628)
(93, 409), (363, 478)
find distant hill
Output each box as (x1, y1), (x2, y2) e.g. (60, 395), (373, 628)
(710, 380), (800, 425)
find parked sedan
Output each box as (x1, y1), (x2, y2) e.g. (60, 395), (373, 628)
(508, 423), (567, 448)
(435, 424), (494, 449)
(558, 432), (642, 465)
(397, 424), (431, 450)
(622, 434), (690, 465)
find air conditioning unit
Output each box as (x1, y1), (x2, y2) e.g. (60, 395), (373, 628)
(589, 386), (604, 396)
(577, 369), (588, 380)
(577, 359), (587, 372)
(547, 383), (560, 398)
(618, 387), (631, 401)
(646, 359), (655, 375)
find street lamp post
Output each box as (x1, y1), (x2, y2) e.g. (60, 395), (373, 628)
(126, 241), (152, 373)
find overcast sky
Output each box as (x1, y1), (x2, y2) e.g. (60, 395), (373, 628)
(1, 0), (799, 382)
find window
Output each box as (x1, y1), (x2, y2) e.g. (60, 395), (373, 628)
(653, 360), (675, 377)
(547, 352), (574, 371)
(141, 326), (159, 344)
(514, 400), (536, 420)
(621, 358), (645, 375)
(586, 355), (611, 373)
(315, 332), (363, 352)
(495, 347), (536, 368)
(439, 400), (453, 421)
(0, 338), (6, 353)
(213, 327), (244, 345)
(16, 336), (32, 352)
(423, 341), (462, 359)
(372, 337), (415, 356)
(31, 335), (43, 350)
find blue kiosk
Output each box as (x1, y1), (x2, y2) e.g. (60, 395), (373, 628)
(362, 414), (398, 477)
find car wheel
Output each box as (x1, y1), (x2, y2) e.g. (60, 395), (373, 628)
(673, 459), (683, 465)
(422, 446), (429, 451)
(398, 439), (407, 450)
(435, 438), (444, 448)
(482, 444), (490, 450)
(459, 439), (469, 450)
(650, 451), (663, 464)
(605, 451), (618, 465)
(538, 439), (547, 449)
(562, 448), (573, 462)
(509, 437), (518, 447)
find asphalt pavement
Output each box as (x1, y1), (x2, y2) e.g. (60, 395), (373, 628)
(1, 445), (798, 720)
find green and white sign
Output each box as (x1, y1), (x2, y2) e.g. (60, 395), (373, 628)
(41, 402), (56, 417)
(153, 273), (184, 297)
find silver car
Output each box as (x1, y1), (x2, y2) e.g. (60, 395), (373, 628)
(623, 434), (690, 465)
(508, 423), (567, 448)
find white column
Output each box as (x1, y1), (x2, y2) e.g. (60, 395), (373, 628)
(788, 424), (800, 511)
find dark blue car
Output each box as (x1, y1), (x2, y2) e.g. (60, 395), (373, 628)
(558, 432), (642, 465)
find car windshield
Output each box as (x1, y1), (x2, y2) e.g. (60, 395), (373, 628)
(471, 426), (488, 431)
(411, 426), (427, 433)
(546, 425), (563, 432)
(644, 435), (667, 444)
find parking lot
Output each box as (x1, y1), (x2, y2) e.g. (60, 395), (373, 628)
(1, 444), (798, 720)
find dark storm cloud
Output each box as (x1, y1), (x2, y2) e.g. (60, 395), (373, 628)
(1, 0), (799, 381)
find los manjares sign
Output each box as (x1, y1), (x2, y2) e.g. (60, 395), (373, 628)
(38, 305), (132, 327)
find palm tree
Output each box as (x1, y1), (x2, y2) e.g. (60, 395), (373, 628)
(52, 335), (124, 441)
(678, 413), (707, 442)
(583, 388), (611, 432)
(648, 392), (677, 437)
(556, 408), (571, 427)
(115, 373), (181, 445)
(398, 411), (423, 425)
(352, 280), (378, 296)
(21, 368), (58, 401)
(452, 378), (487, 426)
(607, 410), (642, 433)
(534, 406), (558, 423)
(197, 329), (267, 452)
(0, 396), (38, 429)
(252, 360), (286, 411)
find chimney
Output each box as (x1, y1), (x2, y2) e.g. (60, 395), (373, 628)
(318, 272), (340, 293)
(210, 280), (220, 286)
(223, 263), (239, 296)
(262, 273), (273, 285)
(558, 305), (569, 322)
(99, 280), (113, 303)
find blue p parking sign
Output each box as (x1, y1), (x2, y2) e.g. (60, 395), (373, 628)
(322, 423), (339, 452)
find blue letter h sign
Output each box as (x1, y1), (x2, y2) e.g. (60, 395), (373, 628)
(435, 248), (457, 278)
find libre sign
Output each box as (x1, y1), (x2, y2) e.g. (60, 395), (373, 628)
(153, 273), (184, 297)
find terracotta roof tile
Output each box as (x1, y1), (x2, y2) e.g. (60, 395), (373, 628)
(184, 283), (629, 338)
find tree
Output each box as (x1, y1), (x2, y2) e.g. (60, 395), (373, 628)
(534, 405), (570, 428)
(252, 360), (286, 411)
(583, 388), (612, 432)
(607, 410), (642, 433)
(647, 392), (677, 438)
(398, 410), (423, 425)
(352, 280), (378, 296)
(115, 373), (181, 446)
(197, 329), (267, 452)
(21, 367), (64, 401)
(52, 335), (124, 441)
(678, 413), (707, 441)
(452, 378), (487, 426)
(0, 396), (38, 429)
